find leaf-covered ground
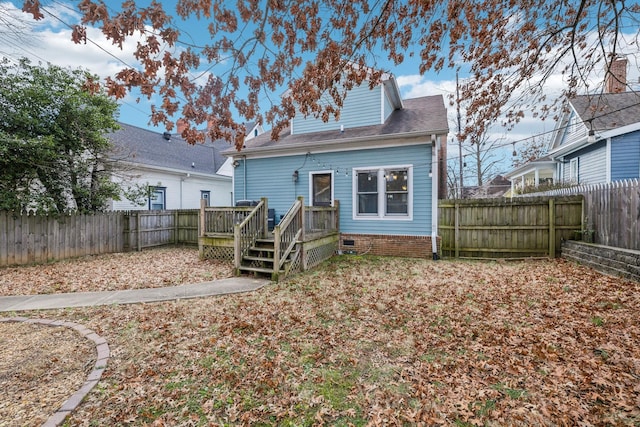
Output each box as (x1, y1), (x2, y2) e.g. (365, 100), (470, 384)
(3, 251), (638, 426)
(0, 247), (233, 295)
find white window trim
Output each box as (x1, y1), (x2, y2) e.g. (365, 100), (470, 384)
(569, 158), (579, 183)
(308, 170), (334, 207)
(352, 164), (413, 221)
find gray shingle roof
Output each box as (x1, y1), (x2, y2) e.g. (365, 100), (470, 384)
(225, 95), (448, 154)
(108, 123), (234, 175)
(571, 92), (640, 131)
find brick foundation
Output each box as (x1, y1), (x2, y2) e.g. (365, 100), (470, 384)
(339, 233), (440, 258)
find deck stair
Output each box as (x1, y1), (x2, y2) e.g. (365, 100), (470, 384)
(238, 237), (300, 279)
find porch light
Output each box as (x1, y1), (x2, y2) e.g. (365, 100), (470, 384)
(292, 170), (299, 182)
(587, 129), (596, 143)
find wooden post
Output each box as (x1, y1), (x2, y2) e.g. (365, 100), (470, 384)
(136, 212), (141, 252)
(548, 198), (556, 258)
(454, 202), (460, 258)
(334, 199), (340, 232)
(298, 197), (306, 271)
(174, 210), (179, 245)
(261, 197), (268, 238)
(199, 198), (206, 237)
(273, 224), (281, 279)
(233, 223), (241, 275)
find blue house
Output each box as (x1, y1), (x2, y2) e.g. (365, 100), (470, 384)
(548, 91), (640, 185)
(506, 58), (640, 193)
(223, 72), (449, 263)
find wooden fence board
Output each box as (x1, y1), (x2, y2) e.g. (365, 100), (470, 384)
(0, 209), (200, 267)
(521, 179), (640, 251)
(439, 196), (583, 259)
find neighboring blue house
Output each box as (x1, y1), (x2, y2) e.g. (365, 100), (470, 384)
(547, 91), (640, 185)
(506, 58), (640, 193)
(224, 72), (449, 258)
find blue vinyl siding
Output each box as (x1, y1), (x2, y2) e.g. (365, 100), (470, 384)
(611, 130), (640, 180)
(292, 84), (383, 135)
(562, 141), (606, 184)
(234, 144), (433, 235)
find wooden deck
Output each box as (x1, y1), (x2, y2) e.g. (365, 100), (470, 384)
(198, 198), (339, 281)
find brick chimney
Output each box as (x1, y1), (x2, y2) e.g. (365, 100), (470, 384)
(605, 56), (627, 93)
(176, 119), (188, 134)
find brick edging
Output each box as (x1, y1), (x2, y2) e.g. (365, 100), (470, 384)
(0, 317), (110, 427)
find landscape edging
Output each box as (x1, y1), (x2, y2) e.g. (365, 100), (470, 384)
(0, 317), (109, 427)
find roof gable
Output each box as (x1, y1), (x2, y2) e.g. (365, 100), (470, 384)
(571, 92), (640, 132)
(549, 91), (640, 157)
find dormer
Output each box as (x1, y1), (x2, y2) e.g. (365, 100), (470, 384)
(289, 72), (404, 136)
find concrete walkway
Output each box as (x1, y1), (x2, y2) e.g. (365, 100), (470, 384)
(0, 277), (270, 312)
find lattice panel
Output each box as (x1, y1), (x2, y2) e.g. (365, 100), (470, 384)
(288, 250), (302, 274)
(201, 245), (234, 261)
(305, 241), (338, 269)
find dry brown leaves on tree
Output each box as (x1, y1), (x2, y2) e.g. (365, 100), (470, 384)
(22, 1), (638, 146)
(2, 251), (638, 425)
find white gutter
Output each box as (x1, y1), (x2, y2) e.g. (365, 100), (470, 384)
(431, 134), (439, 260)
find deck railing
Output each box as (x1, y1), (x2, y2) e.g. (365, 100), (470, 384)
(273, 197), (304, 276)
(232, 198), (268, 273)
(304, 201), (339, 237)
(200, 202), (258, 236)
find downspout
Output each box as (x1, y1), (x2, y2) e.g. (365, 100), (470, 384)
(431, 134), (439, 260)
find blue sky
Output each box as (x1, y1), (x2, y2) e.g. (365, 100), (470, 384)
(1, 1), (638, 178)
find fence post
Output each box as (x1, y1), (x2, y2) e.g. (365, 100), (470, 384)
(454, 202), (460, 258)
(136, 212), (141, 252)
(200, 199), (206, 237)
(548, 198), (555, 258)
(174, 210), (179, 245)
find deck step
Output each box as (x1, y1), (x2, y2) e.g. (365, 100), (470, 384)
(249, 246), (275, 253)
(243, 255), (275, 263)
(238, 266), (284, 275)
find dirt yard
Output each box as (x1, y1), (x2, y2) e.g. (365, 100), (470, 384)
(1, 249), (639, 426)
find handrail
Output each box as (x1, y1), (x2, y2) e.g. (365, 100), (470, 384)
(273, 197), (304, 273)
(233, 199), (267, 272)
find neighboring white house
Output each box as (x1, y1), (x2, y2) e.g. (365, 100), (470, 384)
(108, 122), (262, 210)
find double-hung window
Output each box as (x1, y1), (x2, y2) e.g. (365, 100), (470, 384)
(149, 187), (166, 210)
(353, 165), (412, 220)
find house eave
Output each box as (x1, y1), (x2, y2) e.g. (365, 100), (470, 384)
(504, 161), (557, 180)
(116, 160), (231, 181)
(224, 129), (449, 159)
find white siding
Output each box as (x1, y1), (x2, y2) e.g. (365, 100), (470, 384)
(110, 168), (232, 210)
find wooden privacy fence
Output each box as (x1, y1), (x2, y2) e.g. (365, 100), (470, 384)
(438, 196), (584, 259)
(0, 209), (199, 267)
(521, 179), (640, 252)
(125, 210), (199, 251)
